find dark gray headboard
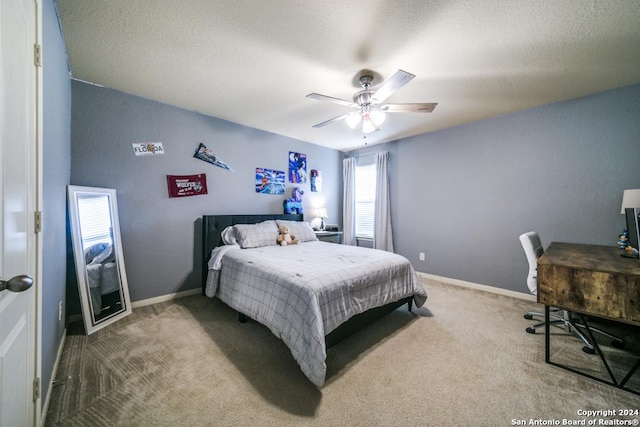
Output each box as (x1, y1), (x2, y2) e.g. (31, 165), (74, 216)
(201, 214), (303, 293)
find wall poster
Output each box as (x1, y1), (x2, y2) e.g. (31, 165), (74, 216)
(166, 174), (208, 198)
(288, 151), (307, 183)
(310, 169), (322, 192)
(255, 168), (285, 194)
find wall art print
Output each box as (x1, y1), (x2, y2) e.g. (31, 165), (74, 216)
(288, 151), (307, 183)
(255, 167), (285, 195)
(193, 142), (234, 171)
(310, 169), (322, 192)
(166, 174), (208, 198)
(132, 141), (164, 156)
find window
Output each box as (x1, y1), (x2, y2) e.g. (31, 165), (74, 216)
(77, 195), (113, 249)
(355, 163), (376, 239)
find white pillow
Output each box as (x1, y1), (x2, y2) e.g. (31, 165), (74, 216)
(275, 220), (318, 242)
(233, 220), (279, 248)
(87, 243), (114, 265)
(220, 226), (238, 245)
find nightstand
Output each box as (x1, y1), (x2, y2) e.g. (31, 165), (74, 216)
(315, 231), (343, 244)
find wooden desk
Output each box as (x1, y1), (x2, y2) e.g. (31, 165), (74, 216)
(538, 242), (640, 326)
(537, 242), (640, 394)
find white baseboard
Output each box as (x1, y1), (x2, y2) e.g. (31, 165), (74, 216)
(40, 328), (67, 427)
(68, 289), (202, 325)
(131, 288), (201, 309)
(416, 272), (537, 302)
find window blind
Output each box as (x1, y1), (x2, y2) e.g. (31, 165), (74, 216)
(77, 195), (113, 249)
(355, 163), (376, 239)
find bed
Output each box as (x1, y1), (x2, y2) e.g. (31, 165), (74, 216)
(84, 242), (120, 315)
(201, 214), (427, 387)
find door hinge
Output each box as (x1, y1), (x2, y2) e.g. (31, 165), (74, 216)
(33, 377), (40, 401)
(34, 211), (42, 233)
(34, 44), (42, 67)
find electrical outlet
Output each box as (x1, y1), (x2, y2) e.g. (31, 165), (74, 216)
(419, 252), (425, 261)
(58, 301), (63, 321)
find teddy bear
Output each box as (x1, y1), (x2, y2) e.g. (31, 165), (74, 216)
(277, 224), (299, 246)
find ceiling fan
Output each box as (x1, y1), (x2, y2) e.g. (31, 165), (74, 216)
(306, 69), (437, 134)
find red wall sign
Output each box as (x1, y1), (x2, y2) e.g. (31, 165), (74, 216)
(166, 174), (208, 198)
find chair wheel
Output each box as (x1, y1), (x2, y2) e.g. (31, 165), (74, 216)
(582, 346), (595, 354)
(524, 314), (534, 320)
(612, 340), (625, 349)
(526, 326), (536, 334)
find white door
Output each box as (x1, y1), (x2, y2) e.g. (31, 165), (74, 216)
(0, 0), (40, 425)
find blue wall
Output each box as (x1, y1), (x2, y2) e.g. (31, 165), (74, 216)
(70, 81), (640, 303)
(70, 81), (343, 302)
(383, 84), (640, 293)
(42, 0), (71, 411)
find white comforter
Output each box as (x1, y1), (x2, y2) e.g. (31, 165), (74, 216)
(205, 241), (427, 387)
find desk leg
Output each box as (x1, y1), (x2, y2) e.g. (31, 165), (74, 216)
(578, 314), (618, 386)
(546, 311), (640, 396)
(621, 359), (640, 387)
(545, 305), (550, 363)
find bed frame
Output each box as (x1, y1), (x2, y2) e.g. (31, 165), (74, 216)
(201, 214), (413, 348)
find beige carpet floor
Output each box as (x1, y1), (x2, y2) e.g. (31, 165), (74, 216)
(45, 278), (640, 427)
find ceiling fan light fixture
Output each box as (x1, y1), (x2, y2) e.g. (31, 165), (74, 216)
(307, 69), (436, 133)
(345, 111), (361, 129)
(369, 110), (385, 126)
(362, 115), (378, 134)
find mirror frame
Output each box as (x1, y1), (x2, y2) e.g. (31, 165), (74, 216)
(67, 185), (132, 334)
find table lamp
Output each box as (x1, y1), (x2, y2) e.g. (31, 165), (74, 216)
(317, 207), (328, 231)
(620, 189), (640, 259)
(620, 189), (640, 214)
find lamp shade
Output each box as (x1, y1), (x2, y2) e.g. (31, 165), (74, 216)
(621, 189), (640, 214)
(362, 116), (377, 134)
(316, 208), (328, 218)
(369, 110), (385, 126)
(345, 112), (361, 129)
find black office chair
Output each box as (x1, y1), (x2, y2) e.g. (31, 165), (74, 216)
(519, 231), (624, 354)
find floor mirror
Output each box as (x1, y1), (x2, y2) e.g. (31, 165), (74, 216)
(67, 185), (132, 334)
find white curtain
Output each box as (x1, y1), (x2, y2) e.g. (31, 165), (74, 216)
(342, 157), (356, 246)
(374, 151), (394, 252)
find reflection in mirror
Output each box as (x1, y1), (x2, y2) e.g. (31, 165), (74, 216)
(68, 186), (132, 334)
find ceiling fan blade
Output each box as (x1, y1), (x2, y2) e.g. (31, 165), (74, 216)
(379, 102), (437, 113)
(371, 70), (415, 104)
(306, 93), (357, 108)
(311, 112), (350, 128)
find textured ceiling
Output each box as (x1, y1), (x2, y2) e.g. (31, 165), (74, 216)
(56, 0), (640, 152)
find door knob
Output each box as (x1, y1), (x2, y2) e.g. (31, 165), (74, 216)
(0, 275), (33, 292)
